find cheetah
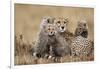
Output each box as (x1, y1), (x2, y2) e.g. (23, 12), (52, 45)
(53, 17), (73, 52)
(47, 17), (73, 62)
(49, 33), (71, 62)
(54, 18), (93, 58)
(71, 20), (93, 57)
(71, 36), (93, 57)
(54, 17), (74, 43)
(75, 20), (88, 38)
(33, 17), (56, 58)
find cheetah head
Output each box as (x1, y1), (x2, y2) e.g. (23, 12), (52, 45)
(45, 24), (57, 36)
(75, 20), (88, 38)
(54, 17), (68, 33)
(77, 20), (88, 30)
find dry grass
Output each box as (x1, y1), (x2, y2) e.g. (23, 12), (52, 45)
(14, 35), (94, 65)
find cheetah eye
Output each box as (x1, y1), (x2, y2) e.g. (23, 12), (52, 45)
(64, 21), (66, 24)
(84, 24), (86, 26)
(79, 28), (82, 30)
(48, 28), (50, 30)
(57, 21), (60, 23)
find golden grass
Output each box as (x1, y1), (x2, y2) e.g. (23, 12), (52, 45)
(14, 35), (94, 65)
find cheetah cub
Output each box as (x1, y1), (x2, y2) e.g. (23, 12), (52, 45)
(53, 17), (73, 52)
(71, 20), (93, 57)
(33, 17), (56, 58)
(54, 17), (74, 43)
(49, 33), (71, 62)
(75, 20), (88, 38)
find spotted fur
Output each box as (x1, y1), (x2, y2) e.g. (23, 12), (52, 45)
(71, 36), (93, 56)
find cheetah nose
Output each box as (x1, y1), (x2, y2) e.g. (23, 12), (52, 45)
(61, 26), (64, 29)
(51, 32), (52, 34)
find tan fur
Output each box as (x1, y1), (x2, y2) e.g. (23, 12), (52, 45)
(75, 20), (88, 38)
(34, 17), (57, 58)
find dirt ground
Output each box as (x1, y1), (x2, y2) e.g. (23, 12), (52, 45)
(14, 4), (94, 65)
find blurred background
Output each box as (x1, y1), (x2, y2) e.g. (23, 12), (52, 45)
(15, 4), (94, 42)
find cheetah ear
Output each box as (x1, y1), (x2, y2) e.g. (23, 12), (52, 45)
(40, 22), (47, 29)
(77, 21), (81, 27)
(43, 16), (48, 19)
(53, 17), (56, 25)
(65, 18), (69, 23)
(52, 17), (55, 22)
(40, 17), (48, 29)
(40, 20), (47, 29)
(83, 22), (88, 29)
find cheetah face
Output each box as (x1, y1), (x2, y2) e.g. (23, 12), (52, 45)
(45, 24), (56, 36)
(54, 17), (68, 32)
(77, 20), (87, 30)
(76, 20), (88, 35)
